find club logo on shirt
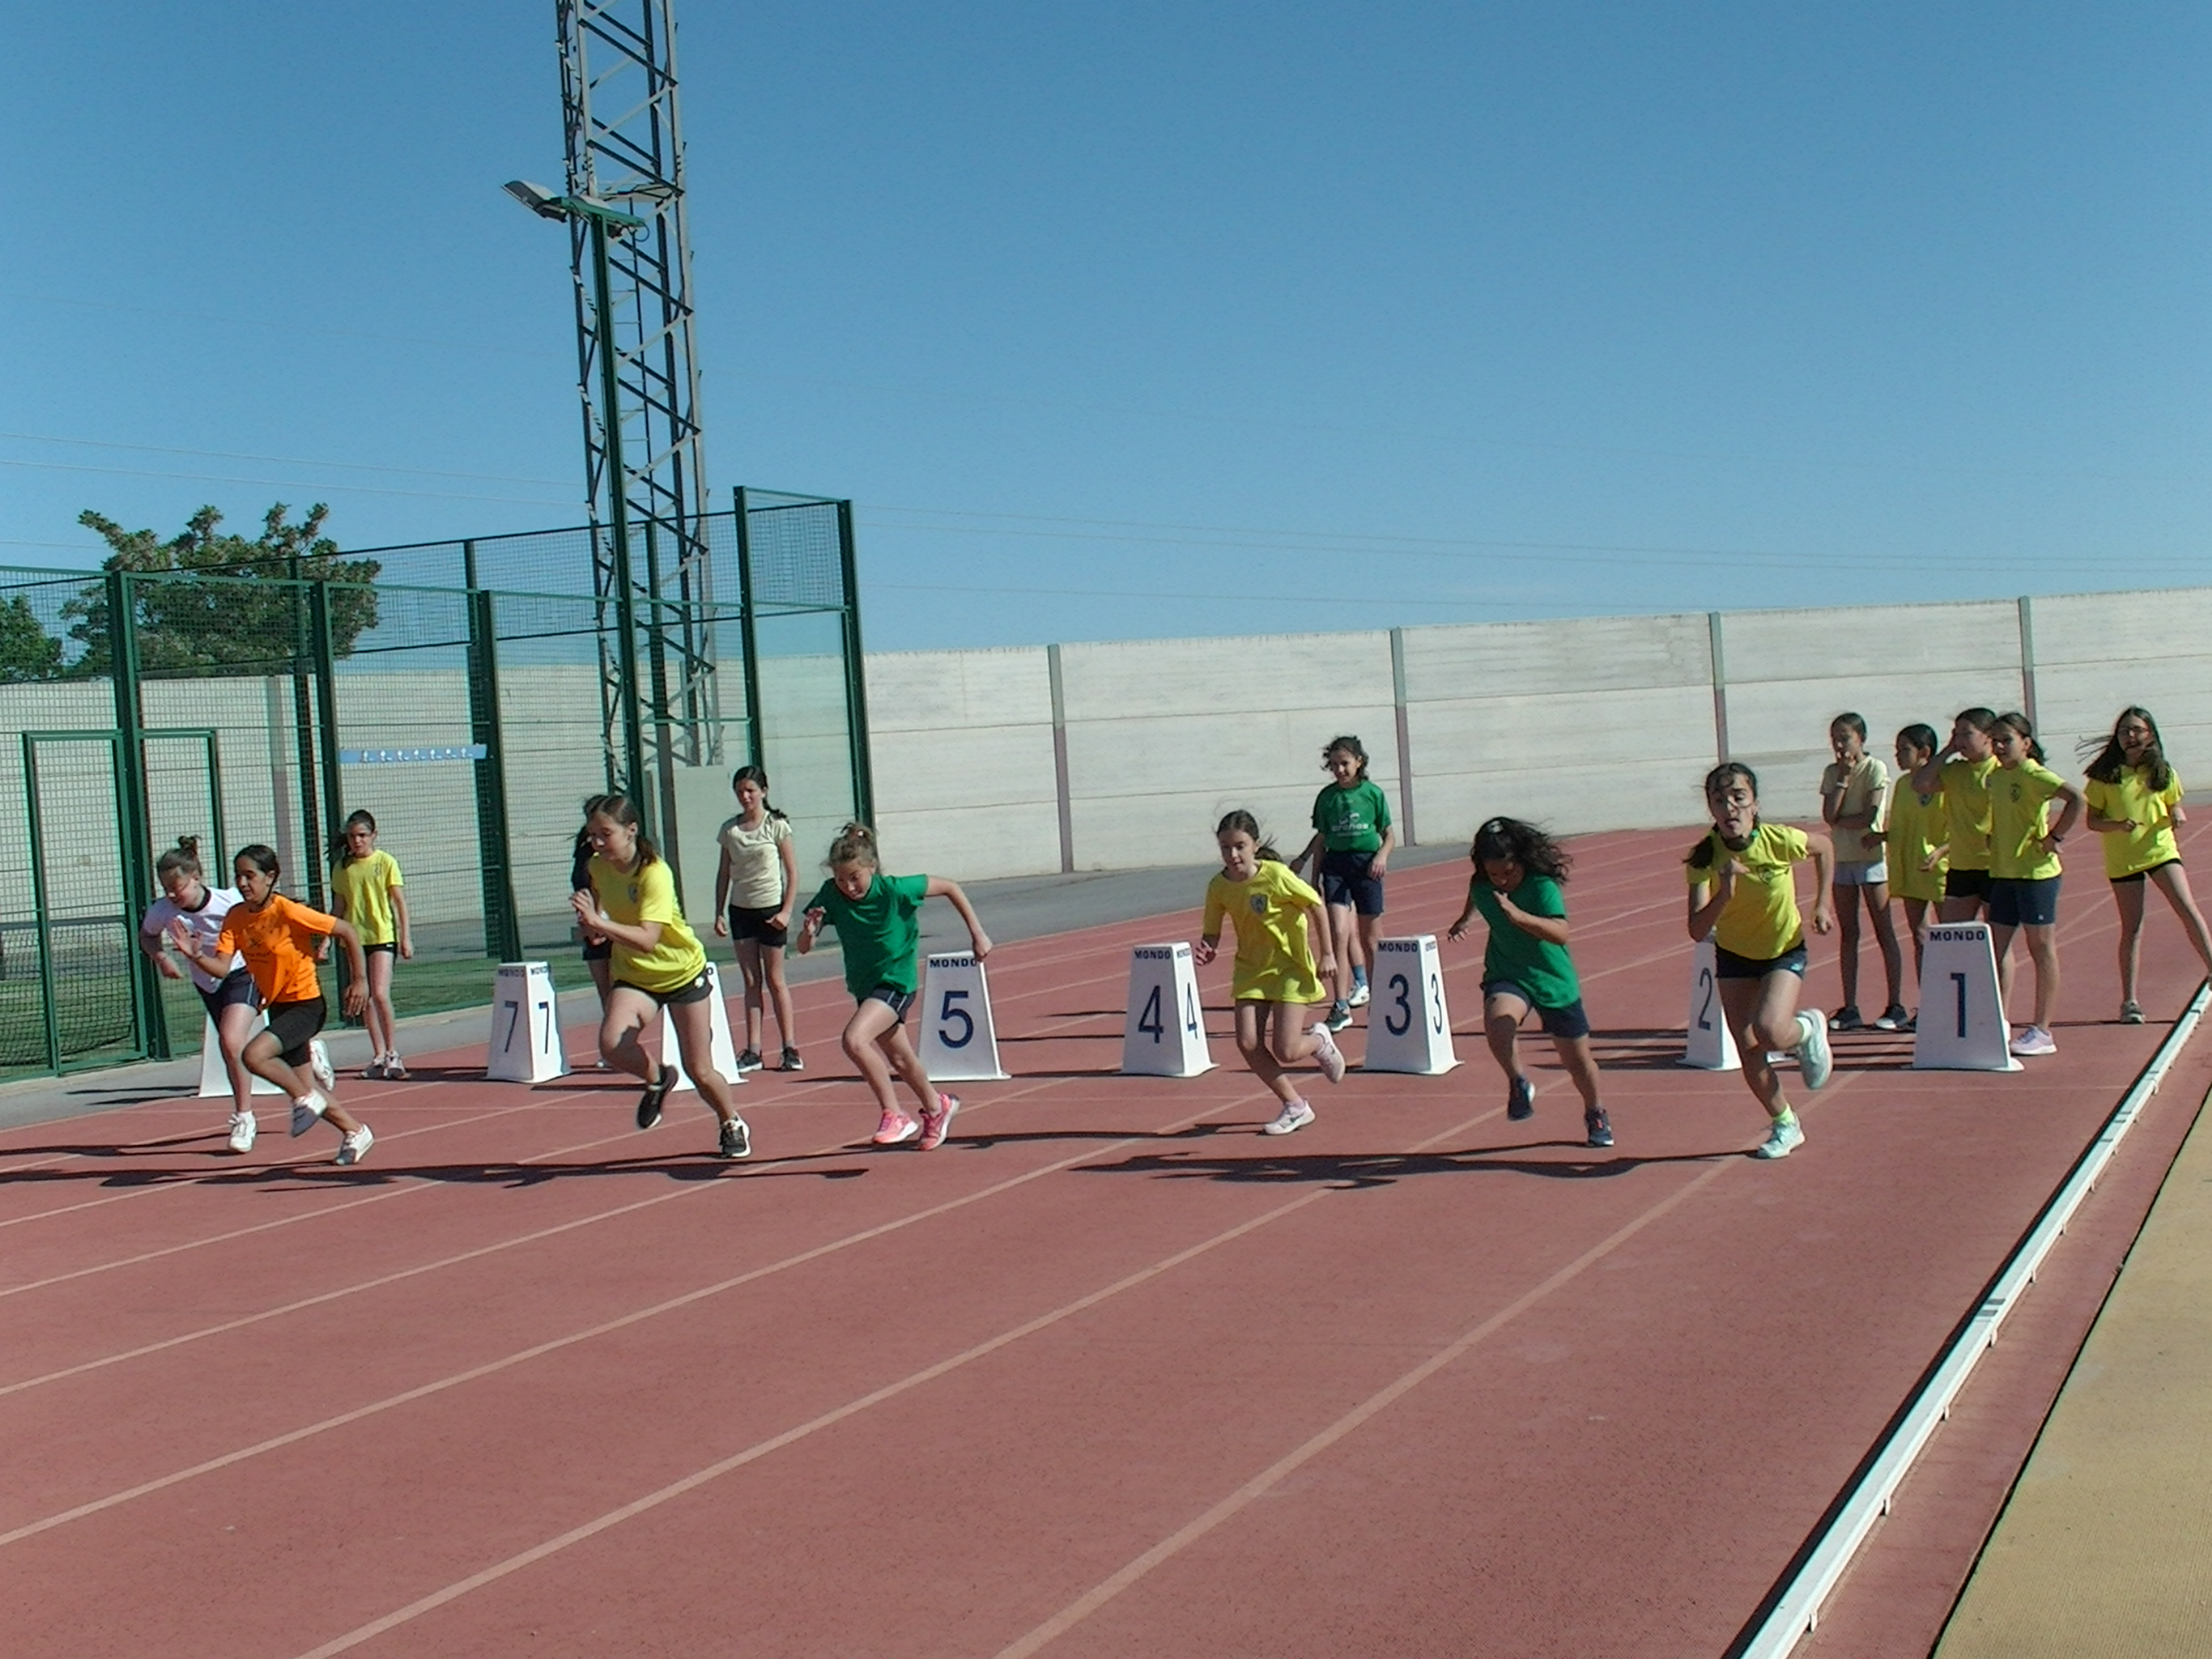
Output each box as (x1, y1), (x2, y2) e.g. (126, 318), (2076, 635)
(1249, 895), (1267, 915)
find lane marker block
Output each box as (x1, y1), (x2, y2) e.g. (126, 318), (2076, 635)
(1120, 944), (1215, 1077)
(487, 961), (569, 1083)
(1681, 937), (1743, 1071)
(919, 952), (1011, 1081)
(1913, 922), (2022, 1072)
(197, 1012), (284, 1097)
(658, 962), (744, 1092)
(1362, 936), (1461, 1074)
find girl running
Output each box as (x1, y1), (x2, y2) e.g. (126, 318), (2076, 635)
(138, 836), (260, 1154)
(2080, 707), (2211, 1024)
(1684, 764), (1835, 1160)
(1446, 817), (1611, 1148)
(329, 810), (410, 1079)
(1913, 708), (2001, 923)
(794, 822), (990, 1150)
(1878, 723), (1949, 1008)
(170, 844), (375, 1165)
(570, 793), (752, 1159)
(1196, 809), (1345, 1136)
(1294, 736), (1394, 1033)
(571, 798), (614, 1066)
(711, 765), (801, 1073)
(1819, 713), (1905, 1031)
(1986, 712), (2083, 1058)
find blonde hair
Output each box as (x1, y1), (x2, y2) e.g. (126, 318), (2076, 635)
(826, 821), (879, 870)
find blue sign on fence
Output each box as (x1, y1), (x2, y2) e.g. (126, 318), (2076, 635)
(338, 745), (489, 765)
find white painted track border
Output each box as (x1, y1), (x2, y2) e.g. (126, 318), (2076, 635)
(1738, 979), (2212, 1658)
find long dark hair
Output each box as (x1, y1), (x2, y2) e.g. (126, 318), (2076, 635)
(1472, 817), (1570, 881)
(731, 764), (789, 822)
(2081, 706), (2172, 790)
(1993, 711), (2046, 765)
(1686, 763), (1759, 868)
(1323, 735), (1369, 781)
(332, 808), (377, 865)
(1215, 808), (1285, 864)
(586, 793), (658, 867)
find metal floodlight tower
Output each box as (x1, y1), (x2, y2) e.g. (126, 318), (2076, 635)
(542, 0), (719, 847)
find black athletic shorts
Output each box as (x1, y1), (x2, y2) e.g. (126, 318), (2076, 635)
(1714, 941), (1808, 980)
(1944, 867), (1993, 901)
(727, 905), (789, 948)
(1481, 979), (1592, 1039)
(617, 968), (716, 1008)
(860, 984), (916, 1020)
(264, 997), (327, 1066)
(2112, 859), (2184, 887)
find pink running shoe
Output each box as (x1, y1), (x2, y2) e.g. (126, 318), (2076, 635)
(1309, 1022), (1347, 1084)
(872, 1110), (920, 1146)
(917, 1093), (961, 1150)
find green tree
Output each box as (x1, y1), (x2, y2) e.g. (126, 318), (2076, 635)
(64, 503), (383, 675)
(0, 594), (65, 682)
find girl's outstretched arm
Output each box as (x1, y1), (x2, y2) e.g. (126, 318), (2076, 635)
(1444, 898), (1478, 941)
(925, 877), (992, 959)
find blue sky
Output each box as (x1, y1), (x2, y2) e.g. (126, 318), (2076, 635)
(5, 4), (2209, 649)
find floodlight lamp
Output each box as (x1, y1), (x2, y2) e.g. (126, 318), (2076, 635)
(503, 180), (569, 222)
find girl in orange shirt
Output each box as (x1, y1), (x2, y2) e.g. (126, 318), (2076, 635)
(174, 843), (375, 1165)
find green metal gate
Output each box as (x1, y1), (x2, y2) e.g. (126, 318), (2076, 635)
(14, 727), (223, 1073)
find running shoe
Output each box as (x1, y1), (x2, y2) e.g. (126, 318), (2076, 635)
(2121, 1000), (2146, 1025)
(734, 1048), (764, 1073)
(1263, 1099), (1316, 1136)
(1874, 1004), (1911, 1031)
(308, 1039), (336, 1093)
(1754, 1114), (1804, 1160)
(227, 1111), (258, 1154)
(1828, 1006), (1864, 1032)
(1507, 1074), (1536, 1121)
(1310, 1022), (1347, 1084)
(1584, 1108), (1613, 1149)
(1324, 1000), (1354, 1033)
(1347, 981), (1371, 1009)
(336, 1124), (374, 1166)
(872, 1110), (920, 1146)
(780, 1046), (804, 1072)
(363, 1057), (387, 1080)
(2010, 1025), (2058, 1057)
(290, 1092), (327, 1138)
(636, 1071), (673, 1130)
(383, 1056), (408, 1081)
(1796, 1010), (1834, 1091)
(718, 1116), (752, 1160)
(918, 1092), (961, 1150)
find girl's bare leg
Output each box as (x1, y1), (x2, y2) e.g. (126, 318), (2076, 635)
(1902, 897), (1930, 982)
(1326, 902), (1356, 1003)
(666, 996), (740, 1124)
(1234, 1001), (1296, 1105)
(598, 986), (658, 1081)
(2113, 879), (2148, 1008)
(1991, 921), (2021, 1016)
(1484, 990), (1529, 1084)
(1834, 882), (1863, 1010)
(215, 999), (259, 1114)
(1551, 1033), (1603, 1109)
(878, 1021), (941, 1115)
(2151, 863), (2212, 978)
(366, 951), (398, 1059)
(588, 954), (613, 1011)
(1864, 883), (1904, 1008)
(763, 943), (797, 1051)
(1266, 1000), (1324, 1070)
(243, 1032), (363, 1135)
(842, 999), (905, 1116)
(734, 936), (765, 1052)
(1720, 973), (1802, 1118)
(2023, 922), (2060, 1030)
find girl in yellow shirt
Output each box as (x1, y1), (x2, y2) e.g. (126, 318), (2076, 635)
(2081, 706), (2212, 1023)
(1877, 723), (1948, 1017)
(1684, 763), (1835, 1159)
(1911, 708), (2001, 924)
(329, 810), (411, 1080)
(1196, 809), (1345, 1136)
(1986, 713), (2083, 1057)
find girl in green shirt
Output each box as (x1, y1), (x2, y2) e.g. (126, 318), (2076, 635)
(1447, 817), (1610, 1148)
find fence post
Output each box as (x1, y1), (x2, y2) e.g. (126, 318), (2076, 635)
(1389, 627), (1417, 848)
(468, 587), (523, 963)
(732, 487), (766, 770)
(107, 570), (166, 1060)
(1708, 611), (1732, 762)
(1048, 644), (1075, 873)
(837, 499), (876, 827)
(309, 582), (349, 1014)
(288, 564), (325, 909)
(2016, 595), (2040, 731)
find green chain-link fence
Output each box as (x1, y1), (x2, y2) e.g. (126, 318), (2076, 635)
(0, 490), (869, 1077)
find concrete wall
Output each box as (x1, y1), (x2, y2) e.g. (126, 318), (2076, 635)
(863, 586), (2212, 880)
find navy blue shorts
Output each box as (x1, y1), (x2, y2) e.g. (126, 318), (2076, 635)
(1714, 941), (1808, 980)
(1482, 980), (1591, 1039)
(1988, 875), (2061, 928)
(1318, 850), (1386, 916)
(196, 967), (259, 1021)
(862, 984), (915, 1020)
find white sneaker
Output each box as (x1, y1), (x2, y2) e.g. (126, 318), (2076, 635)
(226, 1112), (257, 1154)
(336, 1124), (374, 1166)
(1263, 1099), (1316, 1136)
(1796, 1010), (1834, 1091)
(1754, 1115), (1804, 1160)
(308, 1039), (336, 1093)
(290, 1093), (328, 1138)
(2010, 1025), (2058, 1057)
(1347, 982), (1371, 1008)
(1309, 1023), (1347, 1084)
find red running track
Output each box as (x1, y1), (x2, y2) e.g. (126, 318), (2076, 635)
(3, 826), (2208, 1658)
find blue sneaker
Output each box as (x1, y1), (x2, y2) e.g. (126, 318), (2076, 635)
(1507, 1075), (1536, 1121)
